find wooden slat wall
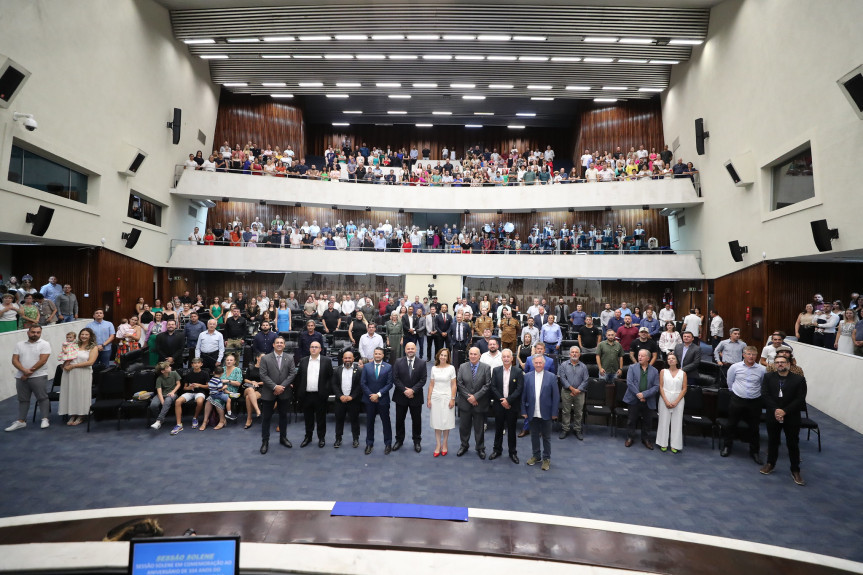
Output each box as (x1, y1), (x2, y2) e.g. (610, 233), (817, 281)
(306, 124), (574, 164)
(713, 262), (767, 345)
(213, 90), (306, 159)
(206, 203), (408, 232)
(95, 249), (156, 323)
(572, 99), (666, 164)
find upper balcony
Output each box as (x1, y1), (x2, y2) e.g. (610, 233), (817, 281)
(171, 169), (703, 213)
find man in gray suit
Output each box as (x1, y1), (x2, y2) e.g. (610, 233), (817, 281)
(674, 331), (701, 385)
(259, 336), (298, 454)
(456, 346), (492, 459)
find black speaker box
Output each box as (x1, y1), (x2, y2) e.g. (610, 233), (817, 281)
(26, 205), (54, 236)
(0, 58), (30, 108)
(728, 240), (747, 262)
(123, 228), (142, 249)
(167, 108), (181, 145)
(810, 219), (838, 252)
(695, 118), (709, 155)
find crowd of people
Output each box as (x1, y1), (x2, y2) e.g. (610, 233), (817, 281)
(187, 218), (656, 254)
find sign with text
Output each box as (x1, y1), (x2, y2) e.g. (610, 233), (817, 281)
(129, 536), (239, 575)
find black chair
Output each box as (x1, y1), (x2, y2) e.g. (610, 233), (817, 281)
(583, 378), (613, 435)
(119, 368), (157, 427)
(87, 367), (127, 431)
(699, 361), (721, 389)
(800, 404), (821, 452)
(612, 379), (629, 437)
(33, 364), (64, 423)
(681, 385), (716, 449)
(118, 348), (144, 371)
(714, 387), (754, 443)
(581, 353), (597, 365)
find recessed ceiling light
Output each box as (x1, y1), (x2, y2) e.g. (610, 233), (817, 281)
(335, 34), (368, 40)
(356, 54), (386, 59)
(602, 86), (628, 90)
(531, 97), (554, 101)
(372, 34), (405, 40)
(376, 82), (401, 87)
(639, 87), (664, 92)
(489, 84), (514, 89)
(649, 59), (680, 65)
(465, 124), (482, 128)
(261, 82), (286, 87)
(516, 112), (536, 117)
(407, 34), (439, 40)
(527, 84), (552, 90)
(451, 83), (475, 88)
(343, 110), (362, 114)
(332, 122), (350, 126)
(594, 98), (617, 102)
(432, 111), (452, 115)
(389, 94), (411, 99)
(584, 57), (613, 63)
(443, 34), (475, 41)
(261, 54), (291, 59)
(416, 123), (433, 127)
(551, 56), (581, 62)
(487, 55), (516, 61)
(389, 55), (418, 60)
(222, 82), (247, 87)
(619, 38), (654, 44)
(200, 55), (228, 59)
(271, 94), (294, 98)
(566, 85), (591, 91)
(293, 54), (322, 59)
(618, 59), (648, 64)
(299, 81), (324, 87)
(387, 110), (407, 114)
(184, 39), (215, 45)
(298, 35), (331, 41)
(324, 54), (353, 59)
(477, 35), (511, 41)
(463, 95), (486, 100)
(669, 39), (704, 45)
(413, 83), (438, 88)
(507, 125), (525, 129)
(263, 36), (295, 42)
(474, 112), (494, 115)
(584, 37), (618, 43)
(423, 54), (452, 60)
(513, 35), (546, 42)
(226, 38), (260, 43)
(336, 82), (362, 87)
(455, 55), (485, 60)
(519, 56), (548, 62)
(326, 94), (350, 98)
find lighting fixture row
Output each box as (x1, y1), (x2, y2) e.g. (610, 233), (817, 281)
(224, 82), (665, 93)
(331, 122), (527, 129)
(202, 53), (681, 64)
(185, 35), (703, 44)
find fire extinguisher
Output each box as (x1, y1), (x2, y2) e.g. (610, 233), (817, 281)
(745, 306), (751, 322)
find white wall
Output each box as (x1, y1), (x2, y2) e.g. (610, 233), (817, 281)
(661, 0), (863, 278)
(0, 0), (219, 267)
(404, 274), (462, 311)
(791, 342), (863, 435)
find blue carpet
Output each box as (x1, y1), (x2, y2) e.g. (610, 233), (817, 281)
(1, 368), (862, 562)
(331, 502), (468, 521)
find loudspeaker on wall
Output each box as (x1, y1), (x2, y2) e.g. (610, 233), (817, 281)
(728, 240), (748, 262)
(25, 205), (54, 237)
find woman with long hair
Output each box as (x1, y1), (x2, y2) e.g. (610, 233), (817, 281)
(59, 327), (99, 426)
(427, 348), (457, 457)
(655, 352), (687, 453)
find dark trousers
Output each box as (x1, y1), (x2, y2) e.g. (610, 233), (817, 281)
(433, 333), (448, 353)
(492, 403), (519, 455)
(403, 333), (418, 352)
(199, 350), (219, 372)
(426, 334), (437, 359)
(395, 402), (422, 443)
(529, 417), (552, 460)
(723, 395), (762, 454)
(627, 400), (653, 441)
(451, 341), (468, 370)
(364, 400), (392, 446)
(458, 406), (485, 451)
(260, 396), (290, 442)
(301, 394), (327, 440)
(334, 400), (361, 440)
(766, 417), (801, 472)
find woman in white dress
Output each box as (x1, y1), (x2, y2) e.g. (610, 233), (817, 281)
(59, 327), (99, 426)
(427, 348), (457, 457)
(835, 309), (857, 355)
(658, 321), (682, 357)
(656, 352), (688, 453)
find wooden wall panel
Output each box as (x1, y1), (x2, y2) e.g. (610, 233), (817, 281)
(213, 90), (306, 159)
(572, 99), (666, 164)
(206, 203), (408, 233)
(306, 124), (574, 164)
(713, 262), (767, 345)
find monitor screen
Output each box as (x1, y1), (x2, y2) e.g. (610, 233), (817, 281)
(129, 536), (240, 575)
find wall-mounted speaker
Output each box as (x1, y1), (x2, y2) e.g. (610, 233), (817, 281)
(810, 219), (839, 252)
(0, 56), (31, 109)
(26, 205), (54, 236)
(118, 143), (148, 177)
(837, 65), (863, 119)
(695, 118), (709, 155)
(728, 240), (748, 262)
(723, 151), (754, 187)
(122, 228), (141, 249)
(167, 108), (181, 145)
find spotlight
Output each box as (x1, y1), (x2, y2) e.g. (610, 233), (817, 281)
(365, 206), (371, 211)
(497, 209), (503, 215)
(464, 209), (470, 214)
(642, 204), (650, 210)
(530, 209), (537, 214)
(294, 202), (301, 207)
(568, 207), (575, 213)
(398, 208), (405, 214)
(221, 197), (229, 202)
(332, 205), (338, 210)
(605, 206), (612, 211)
(259, 200), (267, 206)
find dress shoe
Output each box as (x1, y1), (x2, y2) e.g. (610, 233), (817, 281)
(643, 440), (654, 450)
(759, 463), (775, 475)
(489, 451), (502, 461)
(478, 449), (486, 460)
(300, 437), (312, 448)
(791, 471), (806, 486)
(625, 438), (634, 448)
(509, 453), (520, 464)
(751, 452), (764, 465)
(364, 445), (373, 455)
(441, 449), (447, 456)
(414, 442), (422, 453)
(318, 439), (325, 448)
(260, 440), (269, 454)
(352, 439), (360, 448)
(433, 451), (440, 458)
(456, 446), (468, 457)
(384, 444), (392, 455)
(559, 430), (569, 439)
(517, 429), (530, 438)
(392, 440), (403, 451)
(575, 431), (584, 441)
(541, 459), (550, 471)
(334, 438), (342, 448)
(526, 456), (539, 466)
(720, 447), (731, 457)
(280, 437), (292, 448)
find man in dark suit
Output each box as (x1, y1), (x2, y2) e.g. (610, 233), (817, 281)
(434, 303), (453, 352)
(674, 331), (701, 385)
(331, 349), (362, 449)
(760, 355), (807, 486)
(518, 341), (558, 437)
(490, 349), (524, 463)
(624, 349), (660, 450)
(258, 336), (298, 454)
(402, 309), (420, 351)
(295, 341), (334, 448)
(392, 342), (427, 452)
(456, 346), (492, 459)
(533, 306), (549, 329)
(521, 354), (560, 471)
(360, 347), (394, 454)
(448, 310), (472, 368)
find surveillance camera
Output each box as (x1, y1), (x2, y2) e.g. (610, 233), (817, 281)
(12, 112), (37, 132)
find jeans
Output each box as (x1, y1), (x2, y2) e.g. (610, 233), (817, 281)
(151, 394), (177, 422)
(61, 316), (77, 323)
(97, 349), (113, 367)
(529, 417), (552, 460)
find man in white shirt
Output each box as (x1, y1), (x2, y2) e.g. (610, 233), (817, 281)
(7, 326), (52, 431)
(709, 310), (724, 348)
(636, 145), (649, 160)
(760, 332), (786, 366)
(580, 149), (593, 178)
(526, 298), (541, 318)
(658, 304), (676, 324)
(480, 339), (504, 370)
(258, 290), (270, 314)
(600, 163), (615, 182)
(683, 309), (702, 342)
(188, 227), (202, 245)
(184, 154), (197, 170)
(544, 146), (555, 164)
(296, 341), (334, 448)
(201, 155), (216, 172)
(585, 163), (600, 182)
(359, 323), (384, 361)
(340, 296), (355, 317)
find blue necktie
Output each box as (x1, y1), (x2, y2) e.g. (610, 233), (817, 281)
(471, 363), (477, 378)
(375, 363), (380, 378)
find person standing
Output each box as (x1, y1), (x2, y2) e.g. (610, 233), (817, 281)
(577, 317), (601, 354)
(721, 346), (766, 464)
(455, 347), (492, 459)
(498, 309), (520, 354)
(86, 310), (115, 367)
(655, 352), (687, 453)
(521, 354), (560, 471)
(156, 319), (185, 367)
(624, 349), (660, 450)
(759, 355), (807, 485)
(448, 311), (472, 369)
(714, 328), (746, 382)
(708, 310), (724, 349)
(597, 330), (624, 384)
(332, 350), (362, 449)
(258, 336), (298, 454)
(435, 303), (453, 352)
(0, 293), (19, 333)
(183, 312), (206, 365)
(384, 311), (404, 361)
(358, 322), (384, 362)
(401, 308), (419, 351)
(6, 326), (52, 431)
(392, 342), (427, 453)
(195, 319), (225, 371)
(658, 303), (676, 325)
(674, 332), (701, 385)
(428, 348), (457, 457)
(682, 309), (702, 343)
(540, 314), (562, 356)
(489, 349), (524, 463)
(360, 347), (394, 455)
(558, 346), (589, 440)
(295, 341), (334, 448)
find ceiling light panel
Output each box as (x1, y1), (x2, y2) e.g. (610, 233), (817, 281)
(376, 82), (401, 87)
(298, 35), (331, 41)
(407, 34), (439, 40)
(263, 36), (294, 42)
(335, 34), (367, 40)
(261, 82), (286, 87)
(372, 34), (404, 40)
(226, 38), (259, 43)
(477, 35), (511, 41)
(356, 54), (386, 59)
(584, 37), (618, 43)
(513, 35), (546, 42)
(413, 83), (438, 88)
(184, 39), (215, 44)
(336, 82), (362, 87)
(444, 34), (475, 41)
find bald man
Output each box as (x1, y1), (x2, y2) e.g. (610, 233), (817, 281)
(392, 342), (428, 452)
(456, 347), (492, 459)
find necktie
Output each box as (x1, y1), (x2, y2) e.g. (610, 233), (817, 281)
(375, 363), (380, 378)
(409, 359), (413, 375)
(276, 355), (282, 370)
(471, 363), (477, 378)
(458, 323), (462, 341)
